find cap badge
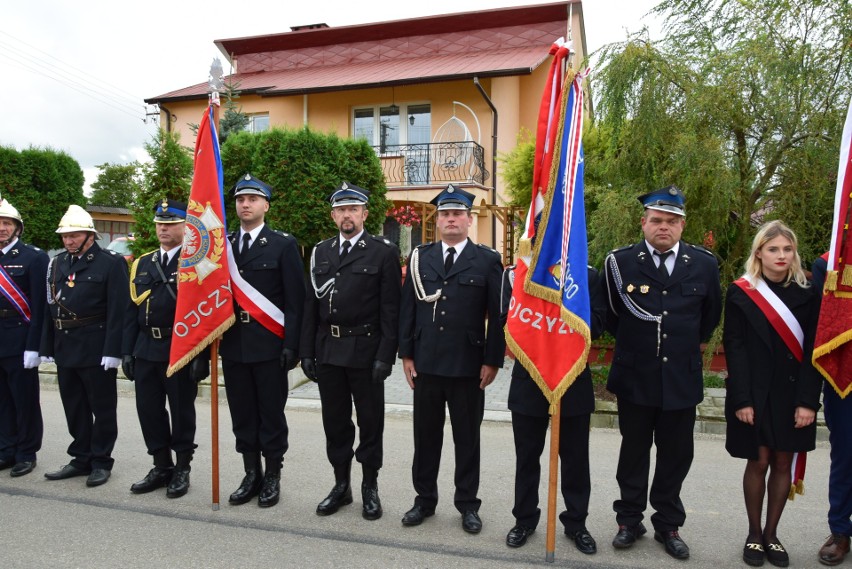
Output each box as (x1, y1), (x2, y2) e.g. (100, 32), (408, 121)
(244, 173), (251, 180)
(161, 198), (169, 209)
(668, 187), (678, 196)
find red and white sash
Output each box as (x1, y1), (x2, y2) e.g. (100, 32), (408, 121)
(734, 275), (804, 362)
(0, 263), (32, 323)
(227, 252), (285, 339)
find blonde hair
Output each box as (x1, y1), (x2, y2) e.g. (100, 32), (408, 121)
(744, 220), (809, 287)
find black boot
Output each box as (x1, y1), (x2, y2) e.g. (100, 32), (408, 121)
(361, 465), (382, 521)
(229, 452), (263, 505)
(258, 457), (281, 508)
(167, 452), (192, 499)
(130, 449), (173, 494)
(316, 461), (352, 516)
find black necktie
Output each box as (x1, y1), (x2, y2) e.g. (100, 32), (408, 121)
(444, 247), (456, 273)
(241, 233), (251, 254)
(340, 240), (351, 260)
(654, 250), (672, 279)
(161, 252), (169, 269)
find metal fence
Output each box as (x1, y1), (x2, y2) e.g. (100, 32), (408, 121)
(375, 142), (489, 186)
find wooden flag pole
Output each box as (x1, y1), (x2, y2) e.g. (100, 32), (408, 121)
(545, 399), (562, 562)
(210, 339), (220, 510)
(210, 81), (222, 511)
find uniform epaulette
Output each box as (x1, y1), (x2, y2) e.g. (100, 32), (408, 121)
(21, 243), (42, 252)
(271, 230), (291, 238)
(476, 243), (501, 257)
(416, 242), (435, 250)
(139, 250), (158, 260)
(607, 244), (635, 256)
(684, 242), (715, 257)
(370, 235), (394, 247)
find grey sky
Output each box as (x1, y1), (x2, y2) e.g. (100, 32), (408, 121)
(0, 0), (660, 194)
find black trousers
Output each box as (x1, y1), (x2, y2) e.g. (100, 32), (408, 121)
(412, 373), (483, 513)
(317, 363), (384, 472)
(511, 411), (591, 532)
(134, 358), (198, 461)
(614, 399), (695, 531)
(0, 355), (43, 462)
(57, 365), (118, 471)
(222, 358), (288, 465)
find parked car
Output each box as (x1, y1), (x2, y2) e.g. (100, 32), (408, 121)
(107, 235), (135, 262)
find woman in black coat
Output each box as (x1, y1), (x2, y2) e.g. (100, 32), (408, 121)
(723, 220), (822, 568)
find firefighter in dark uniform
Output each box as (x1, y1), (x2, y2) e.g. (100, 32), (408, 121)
(603, 186), (722, 560)
(122, 199), (209, 498)
(300, 182), (401, 521)
(41, 205), (130, 487)
(220, 173), (305, 508)
(399, 185), (505, 534)
(0, 197), (47, 477)
(501, 265), (607, 554)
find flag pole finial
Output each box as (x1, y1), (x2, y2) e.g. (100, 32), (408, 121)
(208, 58), (224, 106)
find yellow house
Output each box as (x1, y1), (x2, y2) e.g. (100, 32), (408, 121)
(145, 1), (587, 261)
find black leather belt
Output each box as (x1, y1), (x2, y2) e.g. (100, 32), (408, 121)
(54, 314), (105, 330)
(0, 309), (21, 319)
(327, 323), (373, 338)
(144, 326), (172, 339)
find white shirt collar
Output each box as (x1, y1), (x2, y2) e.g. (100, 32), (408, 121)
(339, 230), (365, 249)
(240, 224), (264, 243)
(1, 238), (18, 255)
(442, 239), (468, 257)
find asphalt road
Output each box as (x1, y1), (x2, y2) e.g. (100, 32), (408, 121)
(0, 383), (834, 569)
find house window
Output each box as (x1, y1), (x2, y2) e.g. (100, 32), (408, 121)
(246, 114), (270, 133)
(354, 104), (431, 150)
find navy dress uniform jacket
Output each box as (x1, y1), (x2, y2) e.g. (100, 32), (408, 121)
(123, 250), (179, 362)
(41, 243), (130, 366)
(723, 280), (822, 459)
(398, 239), (504, 377)
(301, 232), (401, 368)
(0, 241), (48, 357)
(603, 241), (722, 410)
(220, 226), (305, 363)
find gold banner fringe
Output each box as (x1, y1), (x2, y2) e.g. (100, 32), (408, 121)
(812, 327), (852, 399)
(825, 270), (838, 292)
(787, 480), (805, 501)
(166, 315), (235, 377)
(843, 265), (852, 287)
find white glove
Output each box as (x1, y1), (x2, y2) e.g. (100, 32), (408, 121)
(40, 356), (55, 364)
(101, 356), (121, 370)
(23, 351), (40, 369)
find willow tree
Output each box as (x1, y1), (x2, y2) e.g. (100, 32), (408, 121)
(587, 0), (852, 283)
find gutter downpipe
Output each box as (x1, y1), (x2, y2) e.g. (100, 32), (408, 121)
(159, 105), (174, 132)
(473, 76), (498, 249)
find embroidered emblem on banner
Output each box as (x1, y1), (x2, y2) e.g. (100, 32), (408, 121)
(180, 199), (226, 284)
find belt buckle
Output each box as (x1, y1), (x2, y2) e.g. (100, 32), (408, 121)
(56, 319), (63, 330)
(330, 324), (340, 338)
(151, 327), (162, 339)
(240, 311), (250, 323)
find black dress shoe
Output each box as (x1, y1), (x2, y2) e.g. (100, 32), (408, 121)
(0, 457), (14, 470)
(506, 524), (535, 548)
(316, 481), (352, 515)
(10, 461), (36, 477)
(166, 467), (190, 499)
(401, 504), (434, 526)
(567, 528), (598, 555)
(763, 539), (789, 567)
(257, 471), (280, 508)
(655, 530), (690, 560)
(86, 469), (111, 487)
(612, 522), (647, 549)
(229, 470), (263, 505)
(130, 467), (173, 494)
(45, 463), (91, 480)
(361, 481), (382, 521)
(462, 510), (482, 534)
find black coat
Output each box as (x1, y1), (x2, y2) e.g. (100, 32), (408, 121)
(504, 266), (607, 418)
(220, 225), (305, 363)
(398, 239), (505, 377)
(301, 232), (401, 368)
(723, 280), (822, 459)
(603, 241), (722, 410)
(123, 248), (179, 362)
(41, 242), (130, 366)
(0, 240), (48, 357)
